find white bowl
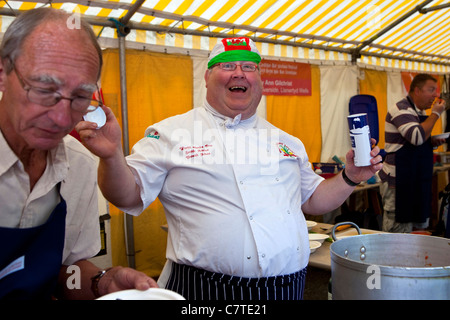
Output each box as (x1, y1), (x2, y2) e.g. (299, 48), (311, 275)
(309, 241), (321, 253)
(97, 288), (185, 300)
(308, 233), (329, 243)
(335, 234), (366, 241)
(83, 107), (106, 129)
(306, 220), (317, 231)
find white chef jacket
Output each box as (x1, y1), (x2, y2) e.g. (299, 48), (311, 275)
(122, 102), (323, 282)
(0, 131), (101, 265)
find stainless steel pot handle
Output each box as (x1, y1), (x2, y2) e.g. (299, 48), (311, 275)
(331, 221), (361, 241)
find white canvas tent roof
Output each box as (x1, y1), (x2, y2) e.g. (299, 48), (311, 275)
(0, 0), (449, 72)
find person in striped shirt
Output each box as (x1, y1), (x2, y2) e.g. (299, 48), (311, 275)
(379, 74), (446, 233)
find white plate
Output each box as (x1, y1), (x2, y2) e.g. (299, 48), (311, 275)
(432, 132), (450, 139)
(308, 233), (329, 244)
(334, 235), (353, 241)
(306, 220), (317, 231)
(96, 288), (185, 300)
(83, 107), (106, 129)
(309, 241), (321, 253)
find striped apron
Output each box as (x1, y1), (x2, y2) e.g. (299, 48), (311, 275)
(165, 262), (307, 300)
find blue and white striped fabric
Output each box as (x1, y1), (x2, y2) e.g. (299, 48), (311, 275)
(165, 262), (307, 300)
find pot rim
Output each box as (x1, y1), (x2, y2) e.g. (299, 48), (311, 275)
(330, 233), (450, 277)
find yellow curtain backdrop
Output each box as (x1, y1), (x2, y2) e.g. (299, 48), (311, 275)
(266, 65), (322, 163)
(100, 49), (193, 278)
(359, 69), (387, 149)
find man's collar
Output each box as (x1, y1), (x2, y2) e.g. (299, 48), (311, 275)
(203, 101), (257, 129)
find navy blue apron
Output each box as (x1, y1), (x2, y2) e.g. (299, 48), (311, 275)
(0, 188), (67, 300)
(395, 97), (433, 223)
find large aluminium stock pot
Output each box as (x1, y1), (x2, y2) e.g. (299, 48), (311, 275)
(330, 222), (450, 300)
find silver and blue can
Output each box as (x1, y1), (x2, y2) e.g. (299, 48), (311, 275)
(347, 113), (372, 167)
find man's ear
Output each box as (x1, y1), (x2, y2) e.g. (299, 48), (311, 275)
(413, 85), (422, 96)
(204, 69), (210, 88)
(0, 59), (8, 92)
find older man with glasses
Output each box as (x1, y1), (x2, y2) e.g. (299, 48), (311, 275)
(77, 36), (382, 300)
(0, 7), (157, 300)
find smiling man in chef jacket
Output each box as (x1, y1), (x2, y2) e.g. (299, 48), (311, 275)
(77, 36), (382, 300)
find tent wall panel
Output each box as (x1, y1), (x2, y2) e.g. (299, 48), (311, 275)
(319, 65), (358, 162)
(359, 69), (388, 149)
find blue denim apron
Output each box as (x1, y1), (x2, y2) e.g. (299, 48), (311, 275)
(0, 190), (67, 300)
(395, 97), (433, 223)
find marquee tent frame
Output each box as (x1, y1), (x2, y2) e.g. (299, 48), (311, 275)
(1, 0), (449, 268)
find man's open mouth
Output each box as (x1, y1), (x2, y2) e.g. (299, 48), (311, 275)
(229, 86), (247, 93)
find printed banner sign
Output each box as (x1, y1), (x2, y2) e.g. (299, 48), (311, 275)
(260, 59), (311, 96)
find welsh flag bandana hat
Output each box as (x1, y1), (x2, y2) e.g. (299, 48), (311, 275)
(208, 37), (261, 69)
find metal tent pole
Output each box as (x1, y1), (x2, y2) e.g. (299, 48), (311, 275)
(118, 35), (135, 269)
(116, 0), (146, 270)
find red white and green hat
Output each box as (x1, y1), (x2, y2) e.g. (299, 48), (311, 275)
(208, 37), (261, 69)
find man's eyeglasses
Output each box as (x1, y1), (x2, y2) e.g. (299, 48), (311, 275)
(10, 59), (102, 114)
(420, 86), (437, 94)
(214, 62), (258, 72)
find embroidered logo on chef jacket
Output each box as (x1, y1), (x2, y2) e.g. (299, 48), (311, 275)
(146, 130), (160, 140)
(278, 143), (298, 158)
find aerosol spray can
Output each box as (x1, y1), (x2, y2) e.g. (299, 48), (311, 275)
(347, 113), (372, 167)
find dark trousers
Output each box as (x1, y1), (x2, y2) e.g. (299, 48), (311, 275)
(165, 262), (307, 300)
